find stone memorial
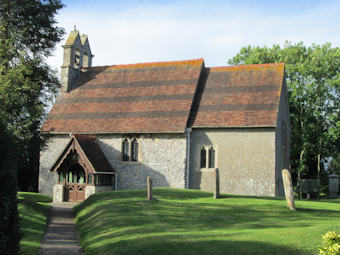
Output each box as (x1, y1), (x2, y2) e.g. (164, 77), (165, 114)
(147, 176), (152, 201)
(328, 174), (339, 198)
(282, 169), (296, 211)
(214, 168), (220, 199)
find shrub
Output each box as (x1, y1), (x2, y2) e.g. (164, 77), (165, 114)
(319, 232), (340, 255)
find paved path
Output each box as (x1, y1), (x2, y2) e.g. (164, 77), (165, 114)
(39, 202), (83, 255)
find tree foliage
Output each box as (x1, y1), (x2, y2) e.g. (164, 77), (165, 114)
(0, 0), (64, 190)
(228, 42), (340, 185)
(0, 120), (20, 255)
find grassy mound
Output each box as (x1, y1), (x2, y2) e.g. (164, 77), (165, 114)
(74, 188), (340, 255)
(18, 192), (52, 255)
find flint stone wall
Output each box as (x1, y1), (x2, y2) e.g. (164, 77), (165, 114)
(98, 134), (187, 190)
(39, 134), (187, 197)
(39, 135), (70, 197)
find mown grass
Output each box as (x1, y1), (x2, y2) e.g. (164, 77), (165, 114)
(18, 192), (52, 255)
(74, 188), (340, 255)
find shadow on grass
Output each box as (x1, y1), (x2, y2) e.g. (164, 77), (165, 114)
(18, 192), (52, 204)
(18, 193), (52, 255)
(84, 235), (307, 255)
(74, 188), (338, 255)
(76, 190), (339, 237)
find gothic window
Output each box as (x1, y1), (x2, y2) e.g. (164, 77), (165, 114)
(74, 49), (80, 68)
(122, 138), (129, 161)
(83, 53), (89, 68)
(200, 147), (207, 168)
(131, 138), (139, 161)
(58, 170), (65, 183)
(88, 173), (93, 184)
(200, 146), (216, 168)
(208, 147), (215, 168)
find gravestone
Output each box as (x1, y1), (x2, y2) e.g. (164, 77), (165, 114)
(300, 179), (320, 200)
(214, 168), (220, 199)
(328, 174), (339, 198)
(147, 176), (152, 201)
(282, 169), (296, 211)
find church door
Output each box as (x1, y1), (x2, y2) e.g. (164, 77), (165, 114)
(64, 164), (86, 202)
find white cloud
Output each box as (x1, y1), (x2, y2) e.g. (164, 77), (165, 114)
(47, 0), (340, 72)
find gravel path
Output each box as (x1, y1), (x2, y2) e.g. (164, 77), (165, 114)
(39, 202), (83, 255)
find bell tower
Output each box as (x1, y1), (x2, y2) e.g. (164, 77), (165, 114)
(60, 27), (94, 92)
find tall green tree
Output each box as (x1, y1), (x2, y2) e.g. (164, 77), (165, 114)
(0, 0), (64, 190)
(0, 121), (20, 255)
(228, 42), (340, 186)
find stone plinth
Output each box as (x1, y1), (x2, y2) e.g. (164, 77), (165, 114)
(53, 184), (64, 202)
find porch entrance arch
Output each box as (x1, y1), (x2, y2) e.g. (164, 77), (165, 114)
(51, 135), (115, 202)
(62, 163), (86, 202)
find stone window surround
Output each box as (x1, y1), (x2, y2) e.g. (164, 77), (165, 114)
(200, 145), (217, 169)
(121, 136), (140, 163)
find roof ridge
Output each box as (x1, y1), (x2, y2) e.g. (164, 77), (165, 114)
(86, 58), (204, 70)
(209, 62), (284, 71)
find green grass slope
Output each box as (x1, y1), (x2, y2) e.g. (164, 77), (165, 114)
(18, 192), (52, 255)
(74, 188), (340, 255)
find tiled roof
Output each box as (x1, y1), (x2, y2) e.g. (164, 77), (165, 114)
(42, 59), (204, 133)
(75, 135), (113, 172)
(192, 63), (285, 128)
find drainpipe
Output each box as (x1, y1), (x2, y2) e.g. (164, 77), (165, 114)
(186, 127), (192, 189)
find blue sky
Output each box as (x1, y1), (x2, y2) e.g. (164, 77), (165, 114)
(48, 0), (340, 70)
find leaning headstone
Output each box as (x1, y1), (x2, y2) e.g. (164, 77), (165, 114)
(282, 169), (296, 211)
(214, 168), (220, 199)
(329, 174), (339, 198)
(147, 176), (152, 201)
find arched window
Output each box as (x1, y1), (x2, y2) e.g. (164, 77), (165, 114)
(122, 138), (129, 161)
(58, 170), (65, 183)
(131, 138), (138, 161)
(83, 53), (89, 68)
(200, 147), (207, 168)
(74, 48), (80, 68)
(208, 147), (215, 168)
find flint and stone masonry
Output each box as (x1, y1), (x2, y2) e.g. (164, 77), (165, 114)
(39, 133), (187, 198)
(98, 134), (187, 190)
(39, 135), (70, 198)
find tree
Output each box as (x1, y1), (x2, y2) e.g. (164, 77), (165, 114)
(228, 42), (340, 186)
(0, 121), (20, 254)
(329, 153), (340, 175)
(0, 0), (64, 191)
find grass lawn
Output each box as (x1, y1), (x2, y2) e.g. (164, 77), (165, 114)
(18, 192), (52, 255)
(74, 188), (340, 255)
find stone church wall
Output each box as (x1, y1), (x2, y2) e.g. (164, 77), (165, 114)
(39, 135), (71, 197)
(190, 128), (277, 196)
(97, 134), (187, 190)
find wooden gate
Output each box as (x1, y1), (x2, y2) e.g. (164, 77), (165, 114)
(64, 183), (86, 202)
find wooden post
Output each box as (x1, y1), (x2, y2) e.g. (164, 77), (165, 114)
(214, 168), (220, 199)
(282, 169), (296, 211)
(147, 176), (152, 201)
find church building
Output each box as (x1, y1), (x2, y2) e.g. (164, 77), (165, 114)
(39, 29), (290, 202)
